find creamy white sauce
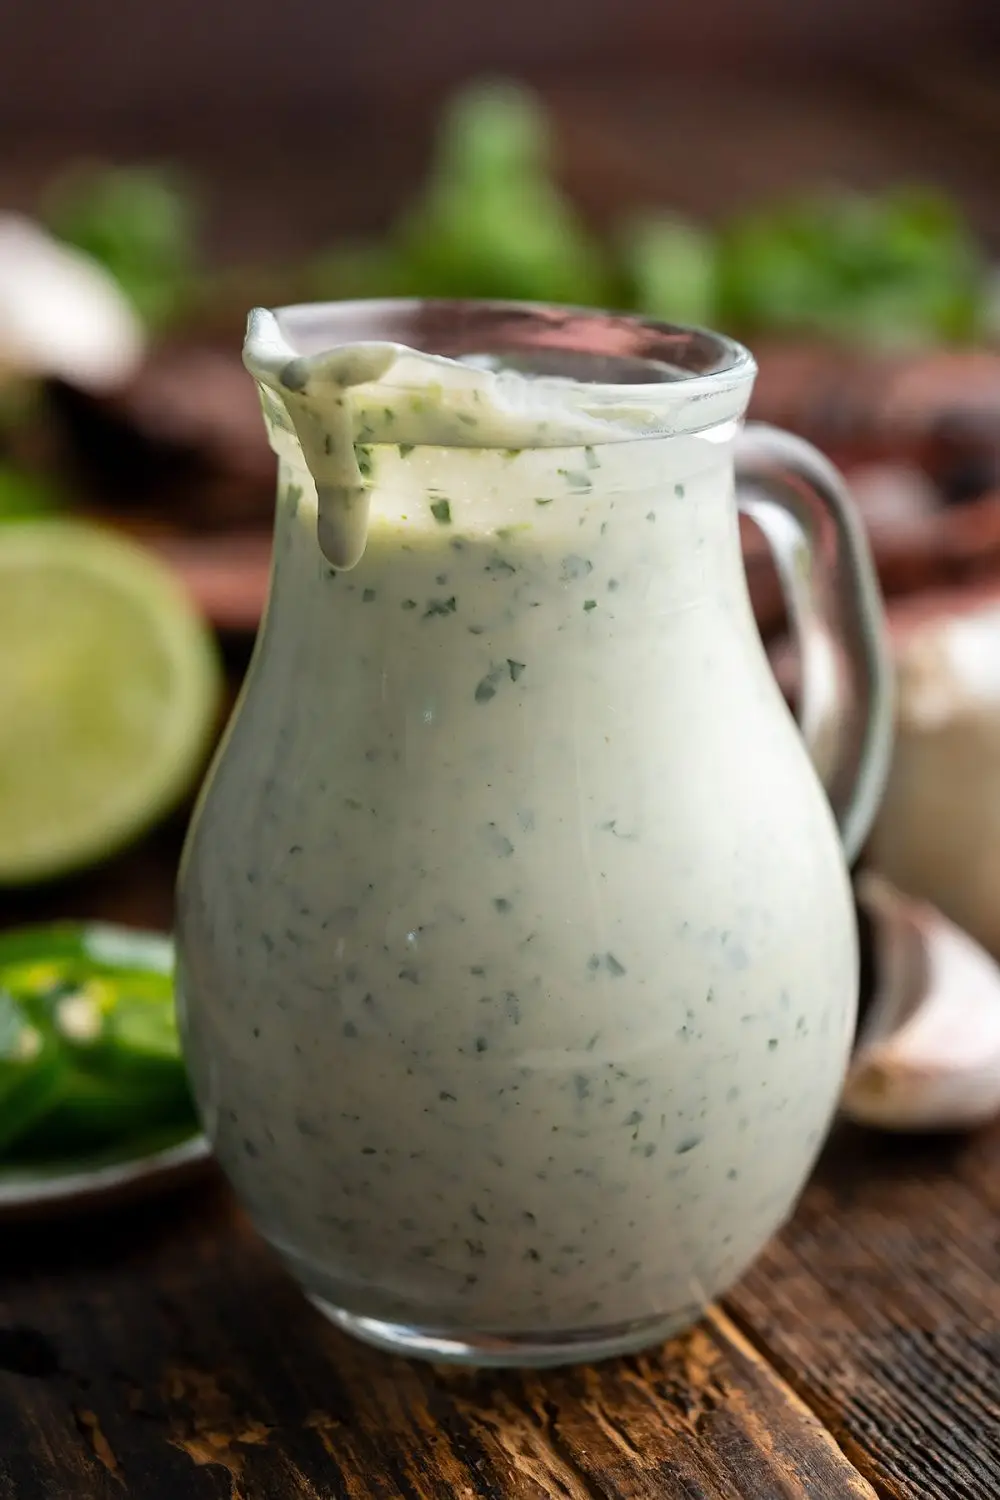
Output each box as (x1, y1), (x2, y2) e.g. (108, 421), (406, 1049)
(242, 305), (752, 570)
(178, 324), (857, 1343)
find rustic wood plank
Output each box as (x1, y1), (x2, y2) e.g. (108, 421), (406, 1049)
(727, 1119), (1000, 1500)
(0, 1178), (875, 1499)
(446, 1308), (878, 1499)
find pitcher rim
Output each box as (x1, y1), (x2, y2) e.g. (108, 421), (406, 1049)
(244, 299), (757, 445)
(252, 297), (753, 383)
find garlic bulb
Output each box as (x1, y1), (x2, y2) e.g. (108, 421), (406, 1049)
(0, 214), (144, 392)
(844, 872), (1000, 1131)
(867, 596), (1000, 956)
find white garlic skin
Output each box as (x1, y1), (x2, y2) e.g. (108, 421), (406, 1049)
(845, 873), (1000, 1131)
(867, 601), (1000, 957)
(0, 213), (144, 392)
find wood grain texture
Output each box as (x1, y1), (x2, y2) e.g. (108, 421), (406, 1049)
(4, 1032), (998, 1497)
(728, 1120), (1000, 1500)
(0, 1180), (878, 1499)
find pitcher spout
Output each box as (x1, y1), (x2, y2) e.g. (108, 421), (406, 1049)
(243, 306), (400, 569)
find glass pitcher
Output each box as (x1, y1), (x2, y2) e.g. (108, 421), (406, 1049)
(176, 300), (892, 1367)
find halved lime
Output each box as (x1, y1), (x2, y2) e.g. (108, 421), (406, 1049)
(0, 521), (222, 884)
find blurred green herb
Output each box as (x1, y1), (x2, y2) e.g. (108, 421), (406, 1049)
(619, 213), (719, 328)
(309, 80), (990, 347)
(36, 83), (993, 351)
(42, 165), (199, 330)
(715, 186), (987, 347)
(305, 239), (410, 303)
(389, 80), (611, 305)
(0, 468), (61, 523)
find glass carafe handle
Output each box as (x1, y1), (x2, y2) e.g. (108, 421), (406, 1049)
(735, 422), (894, 865)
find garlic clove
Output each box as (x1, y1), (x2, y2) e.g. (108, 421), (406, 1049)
(844, 871), (1000, 1131)
(0, 214), (144, 392)
(866, 592), (1000, 956)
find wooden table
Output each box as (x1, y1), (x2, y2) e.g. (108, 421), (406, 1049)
(0, 826), (998, 1499)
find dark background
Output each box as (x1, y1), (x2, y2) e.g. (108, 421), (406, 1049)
(0, 0), (996, 130)
(1, 0), (999, 260)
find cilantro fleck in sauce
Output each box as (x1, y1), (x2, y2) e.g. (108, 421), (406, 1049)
(177, 306), (857, 1358)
